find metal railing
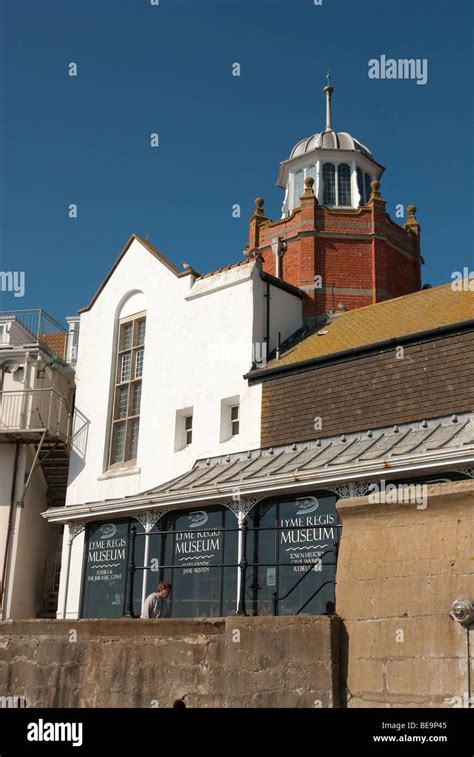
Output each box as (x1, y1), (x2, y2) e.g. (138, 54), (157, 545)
(0, 309), (73, 365)
(0, 388), (71, 440)
(124, 521), (342, 618)
(271, 546), (338, 616)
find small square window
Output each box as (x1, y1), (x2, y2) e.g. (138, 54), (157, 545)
(174, 408), (193, 451)
(220, 396), (240, 443)
(185, 415), (193, 446)
(230, 405), (239, 437)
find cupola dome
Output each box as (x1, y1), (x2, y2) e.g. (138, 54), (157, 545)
(277, 76), (384, 216)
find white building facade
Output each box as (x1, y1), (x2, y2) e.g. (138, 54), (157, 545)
(49, 234), (304, 619)
(0, 310), (75, 619)
(40, 90), (473, 625)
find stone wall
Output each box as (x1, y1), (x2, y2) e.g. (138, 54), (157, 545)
(0, 615), (340, 708)
(1, 479), (471, 709)
(336, 479), (474, 708)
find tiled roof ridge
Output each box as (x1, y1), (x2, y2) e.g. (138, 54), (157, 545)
(196, 258), (254, 280)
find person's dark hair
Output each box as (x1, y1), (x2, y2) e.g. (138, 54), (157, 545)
(157, 581), (172, 592)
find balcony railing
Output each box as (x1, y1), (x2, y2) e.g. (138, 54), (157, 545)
(0, 309), (75, 366)
(0, 389), (71, 441)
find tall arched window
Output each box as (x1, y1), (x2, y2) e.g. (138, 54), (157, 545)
(108, 293), (147, 469)
(293, 171), (304, 208)
(306, 165), (316, 184)
(356, 167), (364, 204)
(337, 164), (351, 206)
(322, 163), (336, 206)
(364, 173), (372, 204)
(109, 313), (146, 466)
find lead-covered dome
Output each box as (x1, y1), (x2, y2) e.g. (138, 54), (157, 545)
(277, 80), (384, 216)
(290, 130), (372, 159)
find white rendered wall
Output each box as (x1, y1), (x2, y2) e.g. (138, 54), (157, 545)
(0, 445), (15, 608)
(60, 240), (303, 617)
(66, 240), (267, 508)
(0, 444), (60, 618)
(262, 279), (303, 352)
(57, 525), (85, 620)
(6, 446), (61, 618)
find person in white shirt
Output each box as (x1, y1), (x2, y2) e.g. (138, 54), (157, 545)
(141, 581), (172, 619)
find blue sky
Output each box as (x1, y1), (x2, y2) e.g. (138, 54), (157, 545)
(0, 0), (472, 322)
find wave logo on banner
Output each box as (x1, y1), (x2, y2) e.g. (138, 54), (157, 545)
(188, 511), (208, 528)
(99, 523), (117, 539)
(295, 496), (319, 515)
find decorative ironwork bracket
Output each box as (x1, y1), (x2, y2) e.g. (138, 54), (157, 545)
(68, 522), (85, 541)
(133, 509), (171, 532)
(326, 482), (371, 498)
(223, 496), (264, 521)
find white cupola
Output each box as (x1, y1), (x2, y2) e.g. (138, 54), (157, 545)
(277, 75), (385, 216)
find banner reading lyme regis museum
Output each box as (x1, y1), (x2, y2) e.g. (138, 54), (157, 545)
(81, 521), (130, 618)
(80, 495), (340, 618)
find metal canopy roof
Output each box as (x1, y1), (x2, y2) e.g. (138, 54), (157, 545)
(43, 413), (474, 523)
(146, 414), (474, 499)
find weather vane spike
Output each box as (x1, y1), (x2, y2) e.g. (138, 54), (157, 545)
(323, 69), (333, 131)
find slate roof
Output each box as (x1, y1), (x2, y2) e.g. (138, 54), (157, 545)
(256, 284), (474, 372)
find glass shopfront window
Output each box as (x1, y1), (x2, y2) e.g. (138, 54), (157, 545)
(81, 520), (131, 618)
(245, 494), (340, 616)
(143, 507), (238, 618)
(80, 493), (340, 619)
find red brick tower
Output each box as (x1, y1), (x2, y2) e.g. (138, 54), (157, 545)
(246, 81), (422, 318)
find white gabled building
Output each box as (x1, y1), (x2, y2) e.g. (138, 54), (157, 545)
(51, 234), (303, 619)
(39, 87), (473, 627)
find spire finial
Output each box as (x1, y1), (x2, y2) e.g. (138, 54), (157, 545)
(323, 70), (334, 132)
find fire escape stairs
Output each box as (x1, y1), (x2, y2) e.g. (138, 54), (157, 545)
(35, 439), (70, 618)
(37, 439), (70, 508)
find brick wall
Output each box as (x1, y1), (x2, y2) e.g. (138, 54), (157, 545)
(249, 194), (421, 317)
